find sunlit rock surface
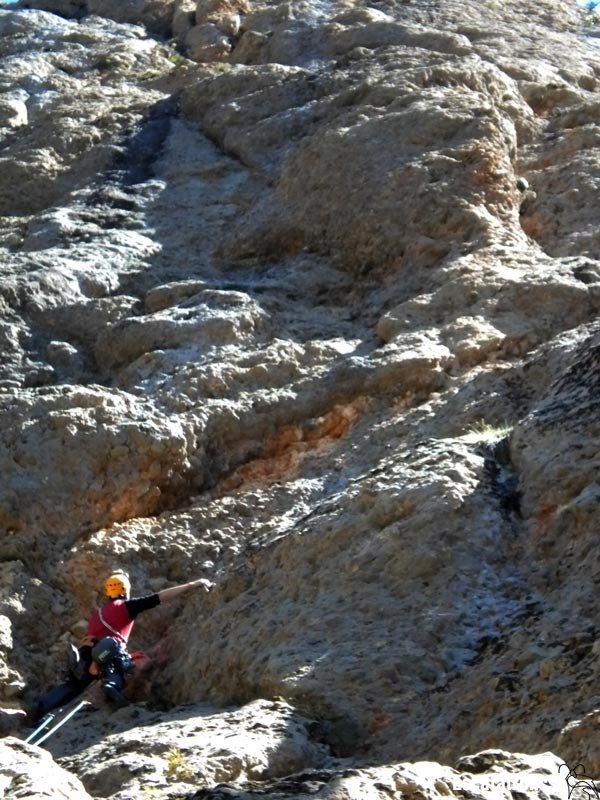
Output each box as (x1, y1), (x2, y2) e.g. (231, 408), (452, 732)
(1, 736), (92, 799)
(2, 0), (600, 797)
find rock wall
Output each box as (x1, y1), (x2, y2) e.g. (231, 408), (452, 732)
(2, 0), (600, 798)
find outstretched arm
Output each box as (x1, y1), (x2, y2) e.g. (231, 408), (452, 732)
(158, 578), (213, 603)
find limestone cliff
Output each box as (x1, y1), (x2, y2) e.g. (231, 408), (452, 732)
(1, 0), (600, 797)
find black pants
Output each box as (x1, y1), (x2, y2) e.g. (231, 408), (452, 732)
(33, 645), (132, 720)
(34, 672), (93, 720)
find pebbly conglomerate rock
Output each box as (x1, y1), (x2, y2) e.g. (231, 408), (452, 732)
(2, 0), (600, 798)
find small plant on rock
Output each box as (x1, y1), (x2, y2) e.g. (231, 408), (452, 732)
(164, 747), (194, 783)
(208, 61), (234, 74)
(464, 420), (513, 445)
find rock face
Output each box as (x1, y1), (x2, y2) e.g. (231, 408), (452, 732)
(2, 0), (600, 798)
(0, 387), (193, 548)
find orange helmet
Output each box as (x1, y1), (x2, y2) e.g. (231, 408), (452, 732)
(104, 571), (131, 599)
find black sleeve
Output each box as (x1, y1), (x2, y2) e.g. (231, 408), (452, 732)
(125, 593), (160, 620)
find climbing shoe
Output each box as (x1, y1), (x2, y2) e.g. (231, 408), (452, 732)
(102, 682), (128, 709)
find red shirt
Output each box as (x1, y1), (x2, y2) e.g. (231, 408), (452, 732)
(87, 594), (160, 644)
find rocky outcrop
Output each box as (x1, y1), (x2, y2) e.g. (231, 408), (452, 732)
(2, 0), (600, 798)
(10, 698), (569, 800)
(55, 699), (330, 796)
(187, 750), (569, 800)
(1, 736), (92, 799)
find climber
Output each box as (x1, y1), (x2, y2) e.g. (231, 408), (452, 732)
(31, 570), (211, 721)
